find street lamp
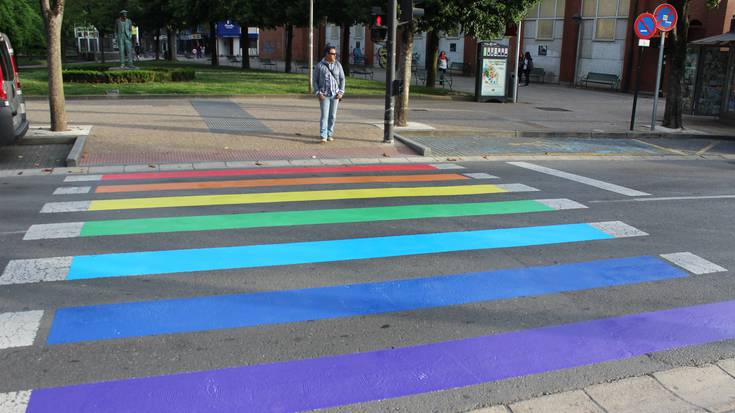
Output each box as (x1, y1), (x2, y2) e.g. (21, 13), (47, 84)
(308, 0), (314, 94)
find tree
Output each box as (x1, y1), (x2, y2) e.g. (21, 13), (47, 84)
(0, 0), (45, 56)
(64, 0), (128, 63)
(319, 0), (378, 77)
(394, 0), (536, 126)
(394, 0), (417, 126)
(417, 0), (459, 87)
(229, 0), (258, 69)
(254, 0), (309, 73)
(663, 0), (721, 129)
(131, 0), (174, 61)
(39, 0), (67, 132)
(169, 0), (228, 66)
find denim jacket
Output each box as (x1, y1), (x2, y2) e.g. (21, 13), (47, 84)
(312, 60), (345, 97)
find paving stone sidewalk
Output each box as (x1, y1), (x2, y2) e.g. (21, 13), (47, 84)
(470, 358), (735, 413)
(24, 80), (734, 167)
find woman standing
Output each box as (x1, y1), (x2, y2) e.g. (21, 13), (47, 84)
(438, 51), (449, 86)
(522, 52), (533, 86)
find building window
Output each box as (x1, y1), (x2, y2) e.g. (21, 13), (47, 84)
(537, 20), (554, 40)
(581, 0), (629, 41)
(526, 0), (564, 41)
(449, 43), (457, 52)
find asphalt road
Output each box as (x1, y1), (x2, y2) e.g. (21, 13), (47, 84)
(0, 158), (734, 412)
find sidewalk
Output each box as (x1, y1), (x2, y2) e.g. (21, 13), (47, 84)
(23, 78), (734, 167)
(471, 358), (735, 413)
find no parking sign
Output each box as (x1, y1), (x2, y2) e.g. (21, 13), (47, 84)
(654, 3), (678, 32)
(634, 13), (657, 40)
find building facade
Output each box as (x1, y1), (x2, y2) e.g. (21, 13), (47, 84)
(256, 1), (734, 93)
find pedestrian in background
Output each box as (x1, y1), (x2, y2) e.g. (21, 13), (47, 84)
(312, 45), (345, 143)
(438, 51), (449, 86)
(521, 52), (533, 86)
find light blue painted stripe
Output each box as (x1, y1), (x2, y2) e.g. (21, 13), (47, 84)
(49, 256), (686, 344)
(66, 223), (614, 280)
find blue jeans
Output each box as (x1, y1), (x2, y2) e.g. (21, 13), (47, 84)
(319, 96), (339, 138)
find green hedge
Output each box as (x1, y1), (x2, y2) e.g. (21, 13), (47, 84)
(62, 68), (196, 84)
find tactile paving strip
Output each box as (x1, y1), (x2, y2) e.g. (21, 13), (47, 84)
(191, 100), (271, 133)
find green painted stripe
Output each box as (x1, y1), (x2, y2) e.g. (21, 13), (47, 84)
(79, 200), (555, 237)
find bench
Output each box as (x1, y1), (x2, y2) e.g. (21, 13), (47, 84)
(528, 67), (546, 83)
(295, 61), (309, 72)
(351, 66), (374, 80)
(581, 72), (620, 89)
(412, 68), (427, 85)
(449, 62), (465, 76)
(260, 58), (276, 70)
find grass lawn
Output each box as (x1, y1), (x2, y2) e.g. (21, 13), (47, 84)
(20, 60), (465, 98)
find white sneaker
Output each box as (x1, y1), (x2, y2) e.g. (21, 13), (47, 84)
(320, 137), (327, 143)
(327, 136), (334, 141)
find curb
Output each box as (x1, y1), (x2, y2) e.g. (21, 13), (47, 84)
(399, 129), (735, 141)
(17, 126), (92, 167)
(65, 135), (88, 167)
(23, 93), (472, 102)
(394, 133), (431, 156)
(2, 153), (734, 179)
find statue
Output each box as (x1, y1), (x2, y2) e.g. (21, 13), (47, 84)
(115, 10), (135, 69)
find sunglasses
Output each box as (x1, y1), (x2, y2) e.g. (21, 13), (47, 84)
(328, 52), (337, 55)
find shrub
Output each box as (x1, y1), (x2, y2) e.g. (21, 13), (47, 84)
(62, 68), (196, 84)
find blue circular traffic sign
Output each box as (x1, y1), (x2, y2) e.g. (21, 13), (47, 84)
(634, 13), (657, 40)
(654, 4), (678, 32)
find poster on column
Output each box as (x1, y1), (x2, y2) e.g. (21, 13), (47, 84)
(481, 59), (507, 96)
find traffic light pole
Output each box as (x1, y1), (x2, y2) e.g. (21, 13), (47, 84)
(308, 0), (314, 94)
(383, 0), (397, 143)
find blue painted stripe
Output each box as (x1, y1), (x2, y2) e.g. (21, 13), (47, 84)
(66, 223), (613, 280)
(48, 256), (685, 344)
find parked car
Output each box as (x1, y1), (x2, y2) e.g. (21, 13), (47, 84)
(0, 32), (28, 145)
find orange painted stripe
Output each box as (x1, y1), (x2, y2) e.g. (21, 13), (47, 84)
(95, 174), (471, 194)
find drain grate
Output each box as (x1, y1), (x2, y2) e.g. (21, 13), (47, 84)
(535, 107), (572, 112)
(192, 100), (271, 133)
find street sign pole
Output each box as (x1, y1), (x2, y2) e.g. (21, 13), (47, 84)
(513, 20), (522, 103)
(650, 3), (678, 131)
(308, 0), (314, 94)
(651, 32), (666, 131)
(630, 43), (646, 131)
(383, 0), (397, 143)
(632, 12), (657, 131)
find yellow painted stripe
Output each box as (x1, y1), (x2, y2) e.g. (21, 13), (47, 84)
(87, 185), (508, 211)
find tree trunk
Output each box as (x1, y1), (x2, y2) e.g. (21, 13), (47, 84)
(155, 28), (161, 61)
(40, 0), (67, 132)
(167, 27), (177, 62)
(394, 0), (415, 127)
(340, 24), (350, 77)
(210, 22), (219, 66)
(99, 30), (106, 63)
(285, 24), (293, 73)
(425, 29), (439, 88)
(663, 0), (689, 129)
(240, 23), (250, 69)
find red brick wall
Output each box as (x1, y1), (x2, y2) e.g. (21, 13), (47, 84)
(258, 26), (322, 62)
(559, 0), (583, 83)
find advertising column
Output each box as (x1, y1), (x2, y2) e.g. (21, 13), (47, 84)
(476, 42), (509, 102)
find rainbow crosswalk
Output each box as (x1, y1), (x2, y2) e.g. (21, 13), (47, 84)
(1, 162), (729, 412)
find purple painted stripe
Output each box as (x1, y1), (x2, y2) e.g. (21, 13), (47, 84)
(27, 300), (735, 413)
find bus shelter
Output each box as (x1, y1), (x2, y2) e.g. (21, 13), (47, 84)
(686, 29), (735, 123)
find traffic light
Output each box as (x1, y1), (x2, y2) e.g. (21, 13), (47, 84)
(412, 0), (424, 18)
(370, 7), (387, 43)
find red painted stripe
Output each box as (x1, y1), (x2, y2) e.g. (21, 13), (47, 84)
(101, 164), (438, 181)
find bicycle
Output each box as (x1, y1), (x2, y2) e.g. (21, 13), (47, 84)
(375, 46), (387, 69)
